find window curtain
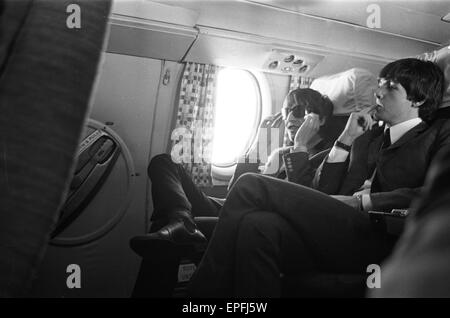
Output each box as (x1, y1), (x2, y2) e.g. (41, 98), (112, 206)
(289, 75), (314, 91)
(171, 62), (219, 187)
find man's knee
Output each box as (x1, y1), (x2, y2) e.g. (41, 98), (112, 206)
(233, 172), (265, 190)
(147, 153), (172, 177)
(227, 173), (270, 205)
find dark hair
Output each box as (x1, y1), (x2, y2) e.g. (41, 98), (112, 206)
(379, 58), (445, 122)
(284, 88), (334, 121)
(283, 88), (337, 145)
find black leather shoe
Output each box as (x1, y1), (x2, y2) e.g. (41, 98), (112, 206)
(130, 219), (207, 256)
(153, 219), (207, 244)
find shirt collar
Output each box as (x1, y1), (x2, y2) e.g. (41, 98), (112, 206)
(386, 118), (422, 144)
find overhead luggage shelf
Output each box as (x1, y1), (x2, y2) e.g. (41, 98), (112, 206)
(106, 0), (198, 61)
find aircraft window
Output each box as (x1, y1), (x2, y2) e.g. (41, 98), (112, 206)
(211, 68), (261, 168)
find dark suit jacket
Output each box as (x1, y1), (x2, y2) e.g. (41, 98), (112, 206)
(229, 140), (332, 190)
(314, 118), (450, 212)
(371, 132), (450, 297)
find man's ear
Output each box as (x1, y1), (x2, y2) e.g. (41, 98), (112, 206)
(319, 117), (326, 126)
(411, 100), (425, 108)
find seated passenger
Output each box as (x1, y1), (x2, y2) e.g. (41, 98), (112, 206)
(140, 88), (337, 246)
(187, 58), (450, 297)
(371, 47), (450, 298)
(371, 145), (450, 297)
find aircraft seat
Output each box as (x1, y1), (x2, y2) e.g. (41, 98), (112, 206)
(0, 0), (111, 297)
(131, 112), (360, 298)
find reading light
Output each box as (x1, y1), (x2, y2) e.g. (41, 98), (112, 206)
(264, 49), (324, 74)
(298, 65), (309, 73)
(284, 55), (295, 63)
(268, 61), (279, 69)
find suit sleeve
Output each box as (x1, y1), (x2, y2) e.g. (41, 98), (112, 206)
(311, 133), (369, 194)
(283, 148), (334, 187)
(370, 120), (450, 212)
(282, 151), (311, 186)
(312, 158), (349, 194)
(369, 187), (422, 212)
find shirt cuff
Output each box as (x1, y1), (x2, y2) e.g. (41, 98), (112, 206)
(326, 146), (350, 163)
(361, 194), (373, 212)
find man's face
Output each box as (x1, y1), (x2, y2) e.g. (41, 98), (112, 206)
(283, 107), (306, 142)
(374, 78), (413, 125)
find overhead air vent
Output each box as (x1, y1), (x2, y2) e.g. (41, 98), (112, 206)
(263, 49), (324, 75)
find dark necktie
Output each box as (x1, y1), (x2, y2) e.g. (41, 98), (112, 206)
(381, 128), (391, 149)
(372, 128), (391, 193)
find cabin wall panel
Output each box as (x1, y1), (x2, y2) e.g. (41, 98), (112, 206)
(264, 72), (291, 114)
(146, 61), (185, 227)
(31, 53), (163, 297)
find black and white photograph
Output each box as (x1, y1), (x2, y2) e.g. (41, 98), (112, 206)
(1, 0), (450, 302)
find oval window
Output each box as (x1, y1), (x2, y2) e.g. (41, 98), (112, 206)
(211, 68), (261, 167)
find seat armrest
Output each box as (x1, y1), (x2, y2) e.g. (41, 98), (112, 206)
(368, 209), (409, 236)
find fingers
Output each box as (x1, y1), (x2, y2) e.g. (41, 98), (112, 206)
(312, 116), (320, 131)
(362, 114), (374, 131)
(305, 113), (320, 130)
(305, 114), (320, 132)
(351, 112), (373, 132)
(300, 114), (314, 130)
(360, 104), (378, 115)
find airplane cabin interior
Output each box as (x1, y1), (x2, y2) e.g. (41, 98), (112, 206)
(1, 0), (450, 300)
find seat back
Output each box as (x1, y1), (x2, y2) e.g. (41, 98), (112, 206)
(228, 112), (286, 189)
(0, 0), (111, 297)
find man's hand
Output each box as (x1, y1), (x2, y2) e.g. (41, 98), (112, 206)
(331, 195), (361, 211)
(292, 113), (321, 152)
(338, 106), (376, 145)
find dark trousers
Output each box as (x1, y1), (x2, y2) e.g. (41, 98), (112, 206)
(188, 173), (396, 297)
(147, 154), (221, 230)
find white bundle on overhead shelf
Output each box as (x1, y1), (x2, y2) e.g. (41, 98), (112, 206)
(310, 68), (377, 115)
(417, 45), (450, 109)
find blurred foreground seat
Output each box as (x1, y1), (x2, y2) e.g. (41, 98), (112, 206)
(0, 0), (111, 297)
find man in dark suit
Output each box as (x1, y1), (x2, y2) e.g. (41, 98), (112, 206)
(188, 58), (450, 297)
(369, 145), (450, 297)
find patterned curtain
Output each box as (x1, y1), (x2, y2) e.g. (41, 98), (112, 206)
(170, 62), (219, 187)
(289, 75), (314, 91)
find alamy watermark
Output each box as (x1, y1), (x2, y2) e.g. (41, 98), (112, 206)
(66, 264), (81, 289)
(366, 264), (381, 289)
(66, 4), (81, 29)
(366, 4), (381, 29)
